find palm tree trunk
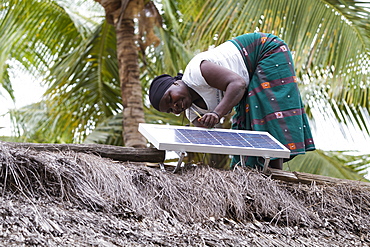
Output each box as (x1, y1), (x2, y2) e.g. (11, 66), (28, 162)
(96, 0), (147, 148)
(116, 17), (146, 148)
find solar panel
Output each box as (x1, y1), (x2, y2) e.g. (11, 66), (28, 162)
(138, 123), (290, 159)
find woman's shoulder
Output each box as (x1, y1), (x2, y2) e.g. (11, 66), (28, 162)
(183, 53), (208, 87)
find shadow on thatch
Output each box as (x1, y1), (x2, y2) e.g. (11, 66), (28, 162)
(0, 144), (369, 246)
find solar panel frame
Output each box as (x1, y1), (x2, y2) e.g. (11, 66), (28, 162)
(139, 123), (290, 159)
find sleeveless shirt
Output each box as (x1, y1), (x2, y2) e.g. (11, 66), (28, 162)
(182, 41), (249, 122)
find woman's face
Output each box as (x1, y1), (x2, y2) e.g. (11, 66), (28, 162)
(158, 80), (192, 114)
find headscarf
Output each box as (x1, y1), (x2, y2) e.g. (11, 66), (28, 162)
(149, 73), (183, 111)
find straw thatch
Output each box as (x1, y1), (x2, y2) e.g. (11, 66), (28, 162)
(0, 143), (369, 246)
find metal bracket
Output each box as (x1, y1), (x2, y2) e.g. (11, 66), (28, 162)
(262, 157), (271, 173)
(240, 155), (245, 167)
(173, 151), (187, 173)
(159, 163), (166, 172)
(240, 155), (271, 173)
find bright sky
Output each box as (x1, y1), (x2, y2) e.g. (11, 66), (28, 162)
(0, 72), (45, 136)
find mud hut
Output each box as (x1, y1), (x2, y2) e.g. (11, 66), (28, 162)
(0, 141), (369, 246)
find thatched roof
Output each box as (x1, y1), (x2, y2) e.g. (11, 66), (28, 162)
(0, 143), (369, 246)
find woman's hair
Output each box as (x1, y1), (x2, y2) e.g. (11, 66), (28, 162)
(149, 73), (183, 111)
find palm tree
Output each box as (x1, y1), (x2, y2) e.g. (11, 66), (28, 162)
(0, 0), (92, 142)
(1, 0), (369, 178)
(94, 0), (162, 148)
(1, 0), (161, 147)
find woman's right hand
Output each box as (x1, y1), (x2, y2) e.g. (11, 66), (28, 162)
(197, 112), (220, 128)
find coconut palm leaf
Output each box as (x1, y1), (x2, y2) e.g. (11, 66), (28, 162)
(0, 0), (92, 141)
(0, 65), (13, 100)
(0, 0), (86, 79)
(0, 0), (109, 141)
(144, 0), (370, 176)
(8, 101), (68, 143)
(83, 113), (124, 146)
(285, 150), (369, 181)
(2, 0), (119, 143)
(153, 0), (370, 135)
(43, 20), (121, 143)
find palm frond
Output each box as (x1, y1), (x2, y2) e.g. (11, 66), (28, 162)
(152, 0), (370, 152)
(0, 64), (13, 100)
(144, 106), (187, 125)
(83, 113), (123, 146)
(8, 19), (121, 143)
(43, 21), (121, 142)
(55, 0), (105, 32)
(304, 81), (370, 151)
(177, 0), (369, 89)
(285, 150), (369, 181)
(0, 0), (88, 77)
(9, 101), (73, 143)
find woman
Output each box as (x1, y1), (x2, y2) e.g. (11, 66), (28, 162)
(149, 32), (315, 169)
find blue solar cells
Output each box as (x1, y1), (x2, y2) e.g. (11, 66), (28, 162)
(174, 128), (283, 150)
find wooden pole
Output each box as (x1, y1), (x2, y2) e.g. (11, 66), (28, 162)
(1, 141), (165, 163)
(268, 168), (370, 189)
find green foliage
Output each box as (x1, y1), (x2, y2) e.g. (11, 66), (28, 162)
(0, 64), (13, 100)
(1, 0), (369, 179)
(0, 0), (83, 101)
(83, 113), (123, 146)
(44, 21), (121, 142)
(9, 102), (72, 143)
(285, 150), (369, 181)
(0, 0), (86, 79)
(0, 135), (20, 142)
(153, 0), (370, 131)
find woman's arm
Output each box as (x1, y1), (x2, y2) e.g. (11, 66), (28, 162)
(197, 60), (246, 128)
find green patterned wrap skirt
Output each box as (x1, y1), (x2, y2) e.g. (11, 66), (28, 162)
(229, 32), (315, 168)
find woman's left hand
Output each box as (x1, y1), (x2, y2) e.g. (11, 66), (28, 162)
(197, 112), (220, 128)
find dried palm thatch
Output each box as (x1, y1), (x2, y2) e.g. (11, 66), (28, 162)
(0, 143), (369, 246)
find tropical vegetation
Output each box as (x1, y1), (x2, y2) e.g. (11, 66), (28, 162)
(0, 0), (369, 179)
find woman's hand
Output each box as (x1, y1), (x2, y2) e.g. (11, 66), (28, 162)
(197, 111), (220, 128)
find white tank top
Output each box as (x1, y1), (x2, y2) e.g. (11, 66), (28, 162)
(182, 41), (250, 122)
